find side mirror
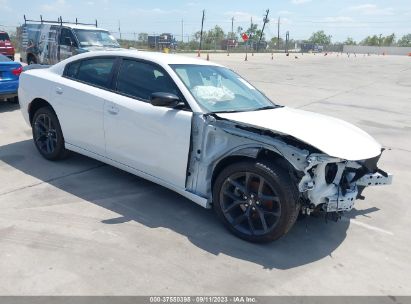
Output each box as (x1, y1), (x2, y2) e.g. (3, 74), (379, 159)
(64, 37), (73, 47)
(150, 92), (180, 107)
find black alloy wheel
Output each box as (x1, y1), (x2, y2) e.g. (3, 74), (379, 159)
(213, 160), (300, 243)
(32, 107), (69, 160)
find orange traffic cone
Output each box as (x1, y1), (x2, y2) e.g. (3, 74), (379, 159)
(206, 53), (210, 61)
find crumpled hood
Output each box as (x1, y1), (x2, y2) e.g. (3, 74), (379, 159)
(216, 107), (382, 161)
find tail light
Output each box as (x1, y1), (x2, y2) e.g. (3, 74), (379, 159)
(12, 66), (23, 76)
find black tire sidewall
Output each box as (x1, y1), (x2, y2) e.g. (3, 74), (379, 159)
(213, 160), (298, 243)
(32, 107), (67, 160)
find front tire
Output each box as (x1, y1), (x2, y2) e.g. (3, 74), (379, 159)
(213, 160), (300, 243)
(32, 107), (69, 160)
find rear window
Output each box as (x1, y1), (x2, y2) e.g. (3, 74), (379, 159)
(0, 32), (10, 41)
(65, 58), (115, 88)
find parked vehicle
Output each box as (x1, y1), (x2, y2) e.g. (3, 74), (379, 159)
(20, 17), (120, 65)
(0, 31), (15, 61)
(0, 54), (22, 103)
(148, 33), (177, 50)
(18, 50), (392, 242)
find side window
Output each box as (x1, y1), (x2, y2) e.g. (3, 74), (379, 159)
(65, 61), (81, 78)
(60, 28), (77, 47)
(116, 59), (179, 101)
(67, 58), (115, 88)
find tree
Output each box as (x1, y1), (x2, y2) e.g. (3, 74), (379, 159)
(194, 25), (226, 49)
(344, 37), (356, 45)
(382, 33), (395, 46)
(269, 37), (283, 48)
(398, 34), (411, 47)
(246, 23), (258, 40)
(207, 25), (225, 43)
(309, 30), (332, 45)
(361, 34), (396, 46)
(361, 35), (379, 46)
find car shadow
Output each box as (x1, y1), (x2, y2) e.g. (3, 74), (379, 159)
(0, 101), (19, 113)
(0, 139), (360, 270)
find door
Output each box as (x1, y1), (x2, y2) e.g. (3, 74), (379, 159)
(53, 57), (116, 156)
(104, 59), (192, 188)
(59, 28), (77, 61)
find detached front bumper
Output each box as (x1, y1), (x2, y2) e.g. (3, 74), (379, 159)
(299, 154), (393, 213)
(326, 170), (393, 212)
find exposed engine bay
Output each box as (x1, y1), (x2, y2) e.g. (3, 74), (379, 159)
(186, 113), (393, 216)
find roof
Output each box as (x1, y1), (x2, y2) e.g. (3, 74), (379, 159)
(24, 23), (107, 32)
(50, 50), (222, 74)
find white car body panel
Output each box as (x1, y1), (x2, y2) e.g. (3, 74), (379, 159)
(18, 50), (391, 215)
(65, 142), (208, 207)
(49, 74), (107, 155)
(103, 91), (192, 188)
(217, 107), (382, 161)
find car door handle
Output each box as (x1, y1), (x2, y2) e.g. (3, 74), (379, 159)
(107, 105), (119, 115)
(55, 87), (63, 95)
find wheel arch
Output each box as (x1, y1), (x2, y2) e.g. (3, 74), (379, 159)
(28, 98), (57, 125)
(211, 147), (298, 192)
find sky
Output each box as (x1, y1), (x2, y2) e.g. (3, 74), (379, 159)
(1, 0), (410, 42)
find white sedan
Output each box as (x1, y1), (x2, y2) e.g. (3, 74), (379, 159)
(18, 50), (392, 243)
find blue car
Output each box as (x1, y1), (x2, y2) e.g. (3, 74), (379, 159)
(0, 54), (22, 103)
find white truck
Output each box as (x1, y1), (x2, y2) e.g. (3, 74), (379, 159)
(19, 16), (120, 65)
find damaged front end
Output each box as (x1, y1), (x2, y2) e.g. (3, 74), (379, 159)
(298, 154), (392, 215)
(186, 113), (392, 218)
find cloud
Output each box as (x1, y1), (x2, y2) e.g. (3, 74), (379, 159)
(277, 10), (294, 15)
(348, 4), (394, 15)
(132, 8), (185, 15)
(291, 0), (312, 4)
(0, 0), (12, 11)
(41, 0), (70, 12)
(186, 1), (198, 6)
(323, 16), (354, 22)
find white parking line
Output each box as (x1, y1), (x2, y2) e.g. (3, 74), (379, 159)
(342, 216), (394, 236)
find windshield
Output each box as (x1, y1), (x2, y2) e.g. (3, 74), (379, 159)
(0, 32), (10, 41)
(73, 29), (120, 48)
(170, 64), (278, 113)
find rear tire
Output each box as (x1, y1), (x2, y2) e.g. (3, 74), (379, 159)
(213, 160), (300, 243)
(32, 107), (70, 160)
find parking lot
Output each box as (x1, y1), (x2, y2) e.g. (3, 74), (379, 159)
(0, 52), (410, 295)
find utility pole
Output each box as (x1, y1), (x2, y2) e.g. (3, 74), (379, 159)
(285, 31), (290, 53)
(277, 17), (280, 51)
(181, 19), (184, 43)
(257, 9), (269, 52)
(231, 16), (234, 38)
(250, 17), (253, 52)
(118, 20), (122, 40)
(199, 9), (205, 52)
